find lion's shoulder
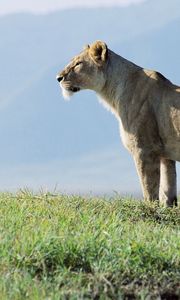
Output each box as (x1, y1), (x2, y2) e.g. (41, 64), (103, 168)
(144, 69), (171, 85)
(155, 71), (171, 83)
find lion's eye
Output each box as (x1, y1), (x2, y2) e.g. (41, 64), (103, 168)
(74, 62), (82, 68)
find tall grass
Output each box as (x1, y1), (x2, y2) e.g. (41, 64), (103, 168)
(0, 191), (179, 299)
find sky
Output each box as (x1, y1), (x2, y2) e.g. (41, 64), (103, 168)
(0, 0), (179, 195)
(0, 0), (146, 15)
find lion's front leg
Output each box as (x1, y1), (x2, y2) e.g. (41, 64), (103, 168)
(133, 152), (160, 201)
(159, 158), (177, 207)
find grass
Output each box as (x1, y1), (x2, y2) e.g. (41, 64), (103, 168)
(0, 191), (179, 299)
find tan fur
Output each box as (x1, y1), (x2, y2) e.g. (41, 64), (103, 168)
(57, 40), (180, 206)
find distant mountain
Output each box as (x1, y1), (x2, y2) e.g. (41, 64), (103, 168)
(0, 0), (180, 192)
(1, 0), (180, 104)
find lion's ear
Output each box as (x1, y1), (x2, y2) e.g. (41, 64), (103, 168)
(83, 44), (90, 50)
(89, 41), (108, 65)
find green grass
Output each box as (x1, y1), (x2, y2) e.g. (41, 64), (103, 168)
(0, 191), (179, 299)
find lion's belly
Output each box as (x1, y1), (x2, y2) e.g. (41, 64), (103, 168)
(119, 108), (180, 162)
(163, 139), (180, 161)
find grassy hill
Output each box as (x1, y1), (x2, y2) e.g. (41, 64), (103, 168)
(0, 192), (179, 299)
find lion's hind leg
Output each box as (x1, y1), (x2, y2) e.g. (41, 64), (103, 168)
(159, 158), (177, 207)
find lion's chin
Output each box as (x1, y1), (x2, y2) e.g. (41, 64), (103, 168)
(61, 87), (73, 100)
(60, 85), (80, 100)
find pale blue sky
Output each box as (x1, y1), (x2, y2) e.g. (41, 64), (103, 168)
(0, 0), (179, 195)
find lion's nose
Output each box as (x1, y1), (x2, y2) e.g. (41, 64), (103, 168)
(56, 75), (63, 82)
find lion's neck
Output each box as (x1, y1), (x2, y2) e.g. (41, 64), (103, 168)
(98, 50), (141, 118)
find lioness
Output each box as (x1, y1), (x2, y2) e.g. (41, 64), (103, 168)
(56, 41), (180, 206)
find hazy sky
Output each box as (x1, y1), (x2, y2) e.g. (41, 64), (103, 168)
(0, 0), (179, 194)
(0, 0), (146, 15)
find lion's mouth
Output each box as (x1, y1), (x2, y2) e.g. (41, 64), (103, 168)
(60, 83), (80, 100)
(60, 82), (80, 93)
(69, 87), (80, 93)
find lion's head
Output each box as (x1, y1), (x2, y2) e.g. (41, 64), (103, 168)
(56, 41), (108, 99)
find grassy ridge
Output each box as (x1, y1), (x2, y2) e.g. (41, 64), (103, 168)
(0, 191), (180, 299)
